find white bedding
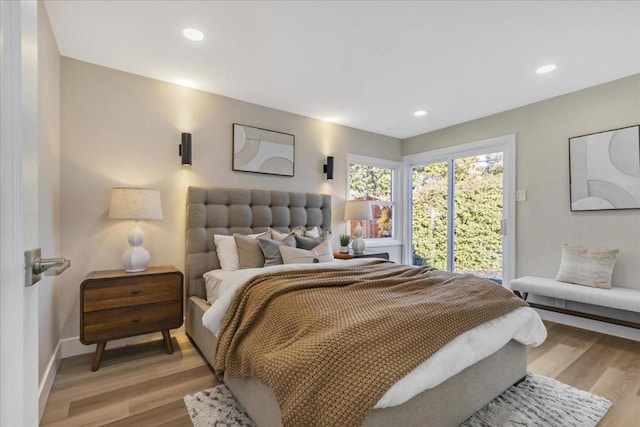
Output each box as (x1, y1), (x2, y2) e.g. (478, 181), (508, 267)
(202, 259), (547, 409)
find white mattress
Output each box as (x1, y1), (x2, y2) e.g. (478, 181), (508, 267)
(202, 259), (547, 409)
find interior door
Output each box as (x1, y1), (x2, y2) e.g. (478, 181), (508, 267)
(0, 1), (40, 425)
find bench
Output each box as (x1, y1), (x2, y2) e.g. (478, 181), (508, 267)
(509, 276), (640, 329)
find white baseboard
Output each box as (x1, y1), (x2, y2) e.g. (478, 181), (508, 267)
(60, 325), (186, 359)
(535, 308), (640, 341)
(39, 340), (61, 420)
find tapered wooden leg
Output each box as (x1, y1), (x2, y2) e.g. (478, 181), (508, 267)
(162, 330), (173, 354)
(92, 341), (106, 371)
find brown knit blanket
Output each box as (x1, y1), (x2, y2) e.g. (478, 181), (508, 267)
(215, 262), (528, 427)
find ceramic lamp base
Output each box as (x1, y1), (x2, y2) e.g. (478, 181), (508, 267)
(352, 222), (366, 254)
(122, 224), (150, 272)
(352, 237), (365, 254)
(122, 247), (150, 272)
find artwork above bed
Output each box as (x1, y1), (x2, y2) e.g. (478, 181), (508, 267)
(233, 123), (295, 177)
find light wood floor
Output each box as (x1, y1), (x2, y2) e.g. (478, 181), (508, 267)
(41, 321), (640, 426)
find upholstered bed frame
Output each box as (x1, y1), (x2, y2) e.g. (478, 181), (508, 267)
(185, 186), (526, 427)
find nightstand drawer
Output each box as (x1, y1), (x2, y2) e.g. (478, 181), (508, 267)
(82, 300), (182, 343)
(83, 275), (181, 312)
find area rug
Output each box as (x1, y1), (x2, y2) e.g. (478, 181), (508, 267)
(183, 373), (611, 427)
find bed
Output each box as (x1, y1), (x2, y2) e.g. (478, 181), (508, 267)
(185, 186), (546, 427)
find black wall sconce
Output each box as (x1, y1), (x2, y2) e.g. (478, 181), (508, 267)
(323, 156), (334, 180)
(179, 132), (192, 166)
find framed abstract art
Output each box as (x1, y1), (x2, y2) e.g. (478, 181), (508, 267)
(569, 125), (640, 211)
(232, 123), (295, 177)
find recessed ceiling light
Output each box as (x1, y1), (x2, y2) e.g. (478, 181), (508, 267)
(536, 64), (557, 74)
(183, 28), (204, 41)
(323, 117), (338, 123)
(414, 110), (427, 117)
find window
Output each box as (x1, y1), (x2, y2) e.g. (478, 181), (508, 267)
(347, 154), (400, 241)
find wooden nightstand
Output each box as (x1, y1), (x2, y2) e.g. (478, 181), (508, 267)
(333, 251), (390, 260)
(80, 266), (184, 371)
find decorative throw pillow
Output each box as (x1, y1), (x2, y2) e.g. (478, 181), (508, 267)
(234, 232), (270, 269)
(258, 234), (296, 266)
(280, 240), (334, 264)
(556, 244), (619, 289)
(214, 232), (267, 271)
(291, 225), (307, 236)
(291, 225), (322, 238)
(213, 235), (240, 271)
(304, 226), (321, 238)
(295, 234), (325, 250)
(269, 228), (292, 242)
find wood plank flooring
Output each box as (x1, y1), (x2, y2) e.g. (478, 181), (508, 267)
(41, 322), (640, 426)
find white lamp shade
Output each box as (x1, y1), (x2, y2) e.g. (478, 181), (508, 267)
(109, 188), (162, 273)
(344, 200), (373, 221)
(109, 187), (163, 220)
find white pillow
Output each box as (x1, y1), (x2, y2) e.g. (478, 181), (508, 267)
(203, 270), (224, 303)
(556, 244), (619, 289)
(279, 240), (334, 264)
(304, 226), (321, 238)
(214, 232), (266, 271)
(213, 235), (239, 271)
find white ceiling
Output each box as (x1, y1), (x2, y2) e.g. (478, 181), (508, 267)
(45, 1), (640, 139)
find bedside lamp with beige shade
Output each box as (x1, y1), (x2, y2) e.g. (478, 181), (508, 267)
(109, 187), (163, 272)
(344, 200), (373, 254)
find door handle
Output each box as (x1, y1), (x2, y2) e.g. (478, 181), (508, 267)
(25, 248), (71, 287)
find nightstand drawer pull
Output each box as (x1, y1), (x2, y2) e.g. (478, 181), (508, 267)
(132, 317), (141, 323)
(131, 289), (140, 295)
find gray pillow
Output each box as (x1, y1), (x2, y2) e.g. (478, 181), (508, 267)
(258, 234), (296, 266)
(234, 232), (269, 269)
(295, 234), (324, 250)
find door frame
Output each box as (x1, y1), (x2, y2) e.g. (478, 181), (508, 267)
(402, 134), (516, 285)
(1, 0), (40, 425)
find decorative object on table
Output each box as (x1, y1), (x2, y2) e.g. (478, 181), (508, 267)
(184, 373), (611, 427)
(569, 125), (640, 211)
(179, 132), (192, 166)
(80, 266), (183, 371)
(344, 199), (373, 254)
(323, 156), (334, 180)
(233, 123), (295, 177)
(338, 234), (351, 253)
(109, 187), (163, 272)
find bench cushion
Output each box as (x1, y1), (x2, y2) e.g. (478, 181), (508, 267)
(510, 276), (640, 313)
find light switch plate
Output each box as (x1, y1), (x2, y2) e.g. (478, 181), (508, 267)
(516, 189), (527, 201)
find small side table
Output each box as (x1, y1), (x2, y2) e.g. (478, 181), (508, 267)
(80, 266), (184, 371)
(334, 251), (390, 260)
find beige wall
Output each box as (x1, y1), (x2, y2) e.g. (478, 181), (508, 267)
(59, 58), (401, 340)
(38, 1), (61, 382)
(403, 74), (640, 290)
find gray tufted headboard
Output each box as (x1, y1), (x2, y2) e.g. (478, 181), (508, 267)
(185, 187), (332, 299)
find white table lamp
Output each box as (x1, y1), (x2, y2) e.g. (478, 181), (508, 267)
(109, 187), (163, 272)
(344, 200), (373, 254)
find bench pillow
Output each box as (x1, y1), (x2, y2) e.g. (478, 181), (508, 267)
(556, 244), (619, 289)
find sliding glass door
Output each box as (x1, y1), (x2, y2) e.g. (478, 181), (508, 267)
(409, 137), (514, 284)
(452, 153), (504, 281)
